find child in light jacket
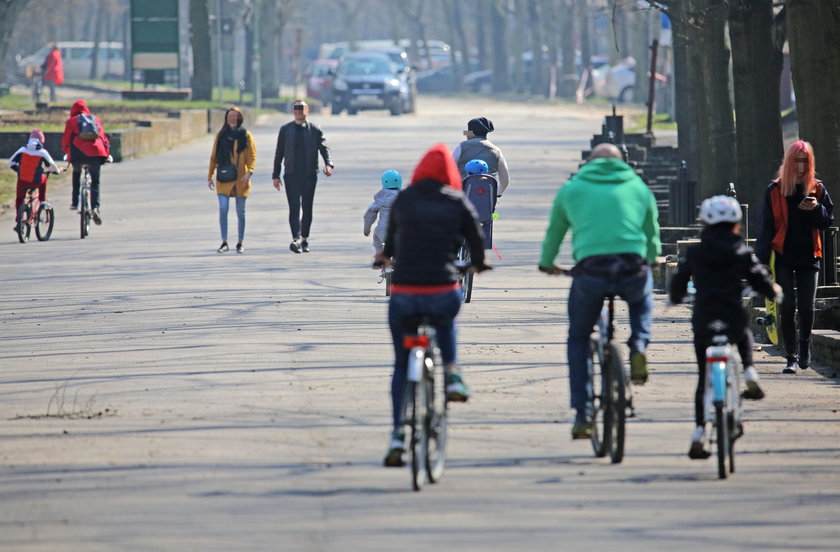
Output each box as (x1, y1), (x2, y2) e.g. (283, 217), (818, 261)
(363, 170), (402, 254)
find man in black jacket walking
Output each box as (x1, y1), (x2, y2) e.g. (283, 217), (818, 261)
(272, 100), (334, 253)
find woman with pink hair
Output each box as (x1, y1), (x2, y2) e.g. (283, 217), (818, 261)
(756, 140), (834, 373)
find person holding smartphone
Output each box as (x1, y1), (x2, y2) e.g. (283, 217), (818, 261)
(756, 140), (834, 373)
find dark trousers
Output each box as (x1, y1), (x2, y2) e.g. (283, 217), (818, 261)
(692, 328), (753, 427)
(774, 260), (819, 359)
(71, 158), (102, 209)
(283, 174), (317, 239)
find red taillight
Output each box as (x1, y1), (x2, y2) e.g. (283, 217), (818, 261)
(707, 356), (728, 363)
(477, 188), (485, 194)
(403, 335), (430, 348)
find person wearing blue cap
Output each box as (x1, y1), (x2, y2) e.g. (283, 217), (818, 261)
(452, 116), (510, 195)
(364, 169), (402, 254)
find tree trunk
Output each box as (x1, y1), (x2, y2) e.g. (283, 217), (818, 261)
(787, 0), (840, 204)
(558, 0), (576, 98)
(476, 0), (489, 71)
(670, 2), (701, 201)
(259, 0), (278, 99)
(441, 0), (466, 91)
(511, 0), (526, 93)
(728, 0), (784, 231)
(527, 0), (545, 96)
(490, 0), (509, 92)
(190, 0), (213, 101)
(578, 0), (593, 97)
(0, 0), (30, 83)
(89, 0), (106, 80)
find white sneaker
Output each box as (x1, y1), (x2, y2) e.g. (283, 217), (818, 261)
(742, 366), (765, 400)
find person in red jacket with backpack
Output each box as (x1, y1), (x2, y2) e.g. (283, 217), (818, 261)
(62, 99), (110, 223)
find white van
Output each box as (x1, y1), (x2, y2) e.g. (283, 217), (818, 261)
(18, 42), (125, 80)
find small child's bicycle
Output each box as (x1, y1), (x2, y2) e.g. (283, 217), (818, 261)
(77, 164), (93, 239)
(699, 321), (744, 479)
(16, 186), (54, 243)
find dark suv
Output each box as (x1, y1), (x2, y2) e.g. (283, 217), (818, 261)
(330, 52), (415, 116)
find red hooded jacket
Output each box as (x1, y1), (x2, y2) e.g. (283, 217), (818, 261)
(43, 48), (64, 85)
(62, 100), (110, 161)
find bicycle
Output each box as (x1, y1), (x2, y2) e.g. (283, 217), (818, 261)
(560, 268), (632, 464)
(457, 244), (475, 303)
(76, 164), (93, 239)
(16, 186), (54, 243)
(401, 314), (448, 491)
(699, 320), (745, 479)
(378, 266), (393, 296)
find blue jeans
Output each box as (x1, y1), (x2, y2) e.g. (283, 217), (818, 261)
(218, 194), (246, 242)
(387, 290), (462, 431)
(567, 267), (653, 412)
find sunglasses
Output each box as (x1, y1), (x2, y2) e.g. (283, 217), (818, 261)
(293, 105), (306, 111)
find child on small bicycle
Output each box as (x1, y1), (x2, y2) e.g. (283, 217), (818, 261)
(668, 195), (781, 459)
(8, 129), (63, 231)
(363, 170), (402, 255)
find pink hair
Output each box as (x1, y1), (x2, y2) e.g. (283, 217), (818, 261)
(776, 140), (816, 196)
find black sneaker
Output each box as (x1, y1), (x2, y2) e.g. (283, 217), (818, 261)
(798, 340), (811, 369)
(92, 210), (102, 225)
(236, 243), (244, 254)
(782, 356), (798, 374)
(301, 240), (310, 253)
(571, 410), (593, 440)
(383, 430), (406, 467)
(217, 241), (229, 253)
(688, 426), (710, 459)
(289, 241), (302, 254)
(70, 204), (78, 211)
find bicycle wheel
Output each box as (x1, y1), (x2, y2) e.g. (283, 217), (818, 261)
(17, 204), (32, 243)
(606, 343), (627, 464)
(589, 337), (611, 458)
(727, 411), (737, 474)
(425, 353), (448, 483)
(35, 205), (54, 241)
(458, 246), (473, 303)
(80, 192), (90, 239)
(408, 380), (428, 491)
(715, 403), (729, 479)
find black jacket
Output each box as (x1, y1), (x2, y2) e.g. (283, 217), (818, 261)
(383, 179), (485, 287)
(669, 225), (777, 337)
(272, 120), (333, 179)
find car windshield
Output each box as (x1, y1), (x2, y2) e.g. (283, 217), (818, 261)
(339, 57), (392, 76)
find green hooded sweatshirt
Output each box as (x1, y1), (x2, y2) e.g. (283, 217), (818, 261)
(540, 158), (661, 267)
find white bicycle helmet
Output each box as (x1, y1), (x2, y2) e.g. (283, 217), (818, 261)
(699, 195), (742, 224)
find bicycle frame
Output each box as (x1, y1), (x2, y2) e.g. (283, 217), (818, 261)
(704, 333), (743, 479)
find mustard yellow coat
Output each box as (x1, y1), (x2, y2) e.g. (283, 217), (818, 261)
(207, 130), (257, 197)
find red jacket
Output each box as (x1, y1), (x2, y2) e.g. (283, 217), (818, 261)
(62, 100), (110, 160)
(43, 48), (64, 84)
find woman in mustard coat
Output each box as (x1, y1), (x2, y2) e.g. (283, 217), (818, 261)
(208, 106), (256, 253)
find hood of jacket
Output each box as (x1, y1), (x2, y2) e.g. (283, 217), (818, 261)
(698, 225), (746, 267)
(411, 143), (462, 191)
(25, 137), (43, 150)
(373, 188), (399, 206)
(70, 99), (90, 117)
(576, 157), (638, 185)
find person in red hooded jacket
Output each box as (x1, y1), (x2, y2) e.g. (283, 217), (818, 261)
(374, 143), (491, 468)
(62, 99), (110, 223)
(41, 44), (64, 102)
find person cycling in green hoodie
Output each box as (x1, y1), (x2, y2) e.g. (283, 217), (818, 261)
(538, 143), (661, 439)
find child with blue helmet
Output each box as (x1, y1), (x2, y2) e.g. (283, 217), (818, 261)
(364, 169), (402, 254)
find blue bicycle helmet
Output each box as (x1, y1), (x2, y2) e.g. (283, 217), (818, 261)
(381, 169), (402, 189)
(465, 159), (489, 175)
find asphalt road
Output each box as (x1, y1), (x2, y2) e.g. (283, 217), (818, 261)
(1, 96), (838, 552)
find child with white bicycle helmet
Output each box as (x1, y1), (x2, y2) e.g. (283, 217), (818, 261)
(363, 170), (403, 254)
(669, 193), (781, 460)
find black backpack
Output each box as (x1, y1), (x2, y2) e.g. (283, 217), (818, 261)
(77, 113), (100, 140)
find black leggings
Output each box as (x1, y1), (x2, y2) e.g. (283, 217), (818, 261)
(71, 159), (102, 209)
(283, 175), (317, 239)
(692, 328), (754, 427)
(774, 260), (818, 358)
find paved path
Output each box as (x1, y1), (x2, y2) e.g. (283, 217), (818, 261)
(1, 96), (838, 551)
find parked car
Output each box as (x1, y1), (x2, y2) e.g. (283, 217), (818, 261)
(305, 59), (338, 106)
(591, 57), (636, 102)
(17, 41), (125, 80)
(330, 51), (415, 116)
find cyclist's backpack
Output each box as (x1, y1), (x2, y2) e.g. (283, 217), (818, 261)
(18, 152), (44, 185)
(77, 113), (100, 140)
(463, 173), (498, 250)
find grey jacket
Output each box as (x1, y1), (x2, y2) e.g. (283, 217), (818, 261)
(272, 120), (333, 179)
(363, 188), (400, 242)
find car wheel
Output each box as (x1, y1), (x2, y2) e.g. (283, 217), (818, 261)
(347, 107), (358, 115)
(618, 86), (634, 103)
(331, 103), (343, 115)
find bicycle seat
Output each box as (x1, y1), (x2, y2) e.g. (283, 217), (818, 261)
(402, 314), (446, 328)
